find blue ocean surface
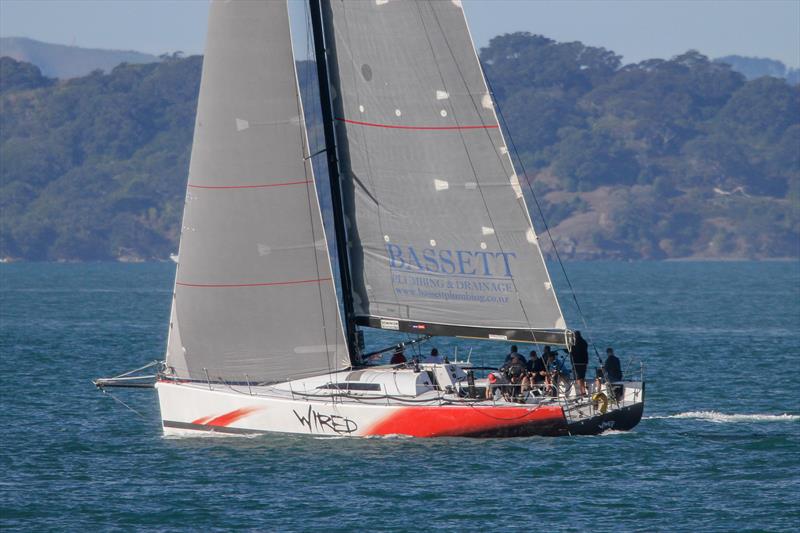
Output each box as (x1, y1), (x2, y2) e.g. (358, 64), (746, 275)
(1, 261), (798, 531)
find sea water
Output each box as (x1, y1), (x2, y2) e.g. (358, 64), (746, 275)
(1, 261), (798, 531)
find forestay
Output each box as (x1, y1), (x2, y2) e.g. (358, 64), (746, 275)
(165, 0), (349, 383)
(321, 0), (568, 344)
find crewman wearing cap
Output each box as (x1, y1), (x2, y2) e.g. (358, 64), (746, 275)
(485, 371), (508, 400)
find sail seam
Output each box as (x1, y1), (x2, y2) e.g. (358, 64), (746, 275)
(336, 117), (498, 131)
(176, 278), (332, 288)
(187, 180), (312, 190)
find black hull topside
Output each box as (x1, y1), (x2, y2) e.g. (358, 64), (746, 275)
(568, 400), (645, 435)
(459, 399), (645, 438)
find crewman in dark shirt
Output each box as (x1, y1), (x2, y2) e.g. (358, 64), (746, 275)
(541, 345), (554, 361)
(528, 350), (546, 383)
(522, 349), (547, 396)
(570, 331), (589, 396)
(501, 353), (527, 400)
(603, 347), (623, 382)
(603, 347), (623, 400)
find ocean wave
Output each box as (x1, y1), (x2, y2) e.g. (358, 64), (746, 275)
(646, 411), (799, 423)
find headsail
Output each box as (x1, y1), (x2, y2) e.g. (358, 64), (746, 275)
(165, 0), (349, 383)
(319, 0), (568, 344)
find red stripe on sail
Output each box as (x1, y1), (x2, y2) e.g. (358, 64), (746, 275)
(187, 180), (311, 189)
(336, 118), (498, 131)
(176, 277), (331, 288)
(363, 405), (566, 438)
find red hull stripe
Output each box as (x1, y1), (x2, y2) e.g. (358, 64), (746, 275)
(176, 277), (331, 288)
(187, 180), (311, 190)
(336, 117), (498, 131)
(191, 406), (262, 427)
(364, 405), (565, 437)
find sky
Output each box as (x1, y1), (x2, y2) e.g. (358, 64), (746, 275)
(1, 0), (798, 68)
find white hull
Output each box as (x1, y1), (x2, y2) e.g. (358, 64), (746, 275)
(156, 365), (644, 438)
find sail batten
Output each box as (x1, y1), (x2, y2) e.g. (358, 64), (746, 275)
(321, 0), (567, 341)
(165, 0), (349, 383)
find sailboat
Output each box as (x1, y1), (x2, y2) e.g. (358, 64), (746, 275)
(98, 0), (644, 437)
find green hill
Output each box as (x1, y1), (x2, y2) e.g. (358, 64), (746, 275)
(1, 34), (798, 262)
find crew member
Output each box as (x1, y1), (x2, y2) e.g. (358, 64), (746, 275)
(544, 351), (565, 397)
(603, 347), (622, 382)
(570, 331), (589, 396)
(390, 347), (407, 365)
(504, 345), (520, 363)
(486, 371), (509, 400)
(522, 350), (546, 396)
(427, 348), (444, 364)
(603, 347), (624, 400)
(528, 350), (546, 384)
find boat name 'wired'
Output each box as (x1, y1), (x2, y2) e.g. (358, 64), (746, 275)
(386, 244), (516, 278)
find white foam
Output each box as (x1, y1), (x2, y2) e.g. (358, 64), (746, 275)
(162, 431), (260, 440)
(598, 429), (632, 436)
(365, 433), (414, 440)
(646, 411), (800, 423)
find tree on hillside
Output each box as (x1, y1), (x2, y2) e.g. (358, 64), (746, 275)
(0, 56), (54, 93)
(482, 33), (620, 99)
(582, 52), (745, 156)
(713, 77), (800, 146)
(552, 128), (639, 191)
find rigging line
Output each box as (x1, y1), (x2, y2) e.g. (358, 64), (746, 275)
(482, 69), (600, 358)
(308, 4), (336, 380)
(293, 4), (333, 379)
(107, 360), (161, 379)
(424, 4), (538, 337)
(305, 3), (335, 382)
(101, 389), (149, 420)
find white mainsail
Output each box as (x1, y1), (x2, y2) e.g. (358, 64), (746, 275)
(320, 0), (568, 344)
(165, 0), (349, 383)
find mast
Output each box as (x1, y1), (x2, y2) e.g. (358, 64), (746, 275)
(308, 0), (360, 365)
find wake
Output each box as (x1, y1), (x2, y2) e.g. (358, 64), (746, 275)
(646, 411), (799, 423)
